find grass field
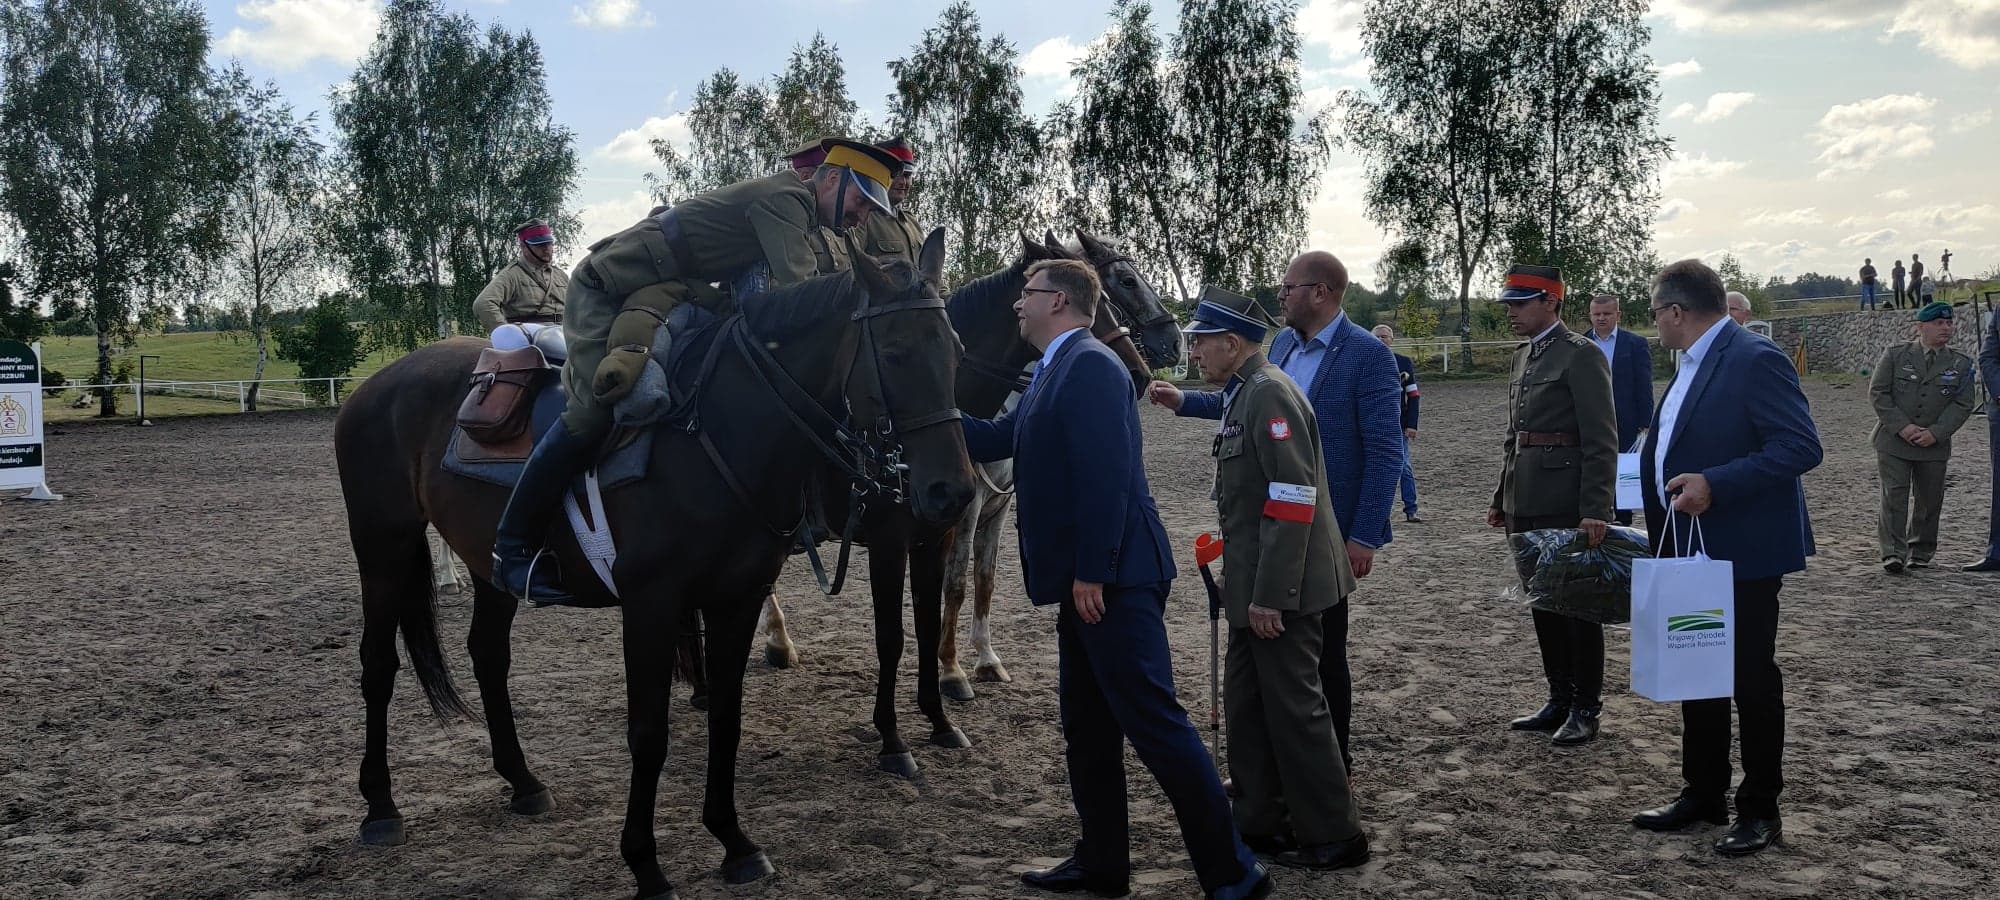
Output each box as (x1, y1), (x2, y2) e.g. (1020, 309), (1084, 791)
(33, 332), (410, 423)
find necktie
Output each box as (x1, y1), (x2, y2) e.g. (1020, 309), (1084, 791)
(1026, 360), (1044, 393)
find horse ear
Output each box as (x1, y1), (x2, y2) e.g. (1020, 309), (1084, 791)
(847, 233), (897, 298)
(1076, 229), (1110, 262)
(1019, 229), (1043, 261)
(918, 228), (947, 287)
(1043, 230), (1070, 259)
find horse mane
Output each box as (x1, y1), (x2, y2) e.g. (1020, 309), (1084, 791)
(738, 270), (857, 341)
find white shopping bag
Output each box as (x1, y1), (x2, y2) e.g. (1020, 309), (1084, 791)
(1615, 452), (1643, 511)
(1630, 514), (1734, 702)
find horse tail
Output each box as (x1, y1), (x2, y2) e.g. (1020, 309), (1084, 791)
(395, 538), (475, 721)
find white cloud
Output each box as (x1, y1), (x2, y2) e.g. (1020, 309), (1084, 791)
(1840, 228), (1899, 249)
(1655, 58), (1704, 80)
(571, 190), (659, 263)
(1903, 202), (1997, 231)
(1662, 152), (1746, 185)
(571, 0), (652, 29)
(1298, 0), (1367, 58)
(1669, 91), (1756, 122)
(216, 0), (380, 70)
(597, 113), (689, 167)
(1656, 198), (1698, 223)
(1654, 1), (2000, 71)
(1745, 207), (1822, 228)
(1023, 35), (1087, 81)
(1877, 188), (1912, 201)
(1890, 1), (2000, 69)
(1772, 239), (1812, 258)
(1811, 93), (1938, 180)
(1951, 109), (1995, 132)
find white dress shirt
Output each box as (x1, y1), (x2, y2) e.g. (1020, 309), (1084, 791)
(1653, 316), (1733, 505)
(1592, 326), (1618, 364)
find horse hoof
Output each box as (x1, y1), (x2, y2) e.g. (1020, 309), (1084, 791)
(721, 850), (776, 885)
(973, 663), (1012, 684)
(939, 677), (975, 703)
(878, 751), (920, 778)
(358, 817), (407, 847)
(508, 786), (554, 815)
(931, 727), (972, 749)
(764, 644), (798, 669)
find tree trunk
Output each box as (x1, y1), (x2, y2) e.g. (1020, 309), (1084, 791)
(1457, 269), (1476, 371)
(249, 322), (267, 412)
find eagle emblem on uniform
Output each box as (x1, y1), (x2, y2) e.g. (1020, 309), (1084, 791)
(1268, 418), (1290, 441)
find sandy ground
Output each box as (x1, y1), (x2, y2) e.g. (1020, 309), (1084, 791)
(2, 379), (1996, 899)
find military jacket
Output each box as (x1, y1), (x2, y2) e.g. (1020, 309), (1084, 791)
(862, 206), (926, 268)
(471, 259), (567, 331)
(1211, 353), (1355, 629)
(1871, 342), (1978, 461)
(577, 172), (846, 300)
(1490, 322), (1620, 521)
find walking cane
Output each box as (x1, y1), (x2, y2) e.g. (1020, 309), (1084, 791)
(1194, 533), (1225, 763)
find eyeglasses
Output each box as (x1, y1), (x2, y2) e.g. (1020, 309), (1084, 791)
(1649, 302), (1684, 315)
(1279, 282), (1326, 295)
(1020, 287), (1063, 299)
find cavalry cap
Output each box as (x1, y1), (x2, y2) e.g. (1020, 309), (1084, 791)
(1916, 300), (1955, 321)
(513, 219), (555, 245)
(1183, 286), (1273, 342)
(1496, 263), (1564, 303)
(877, 136), (918, 169)
(820, 138), (900, 214)
(786, 138), (830, 171)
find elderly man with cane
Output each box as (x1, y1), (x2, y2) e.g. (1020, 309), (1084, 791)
(1182, 287), (1368, 870)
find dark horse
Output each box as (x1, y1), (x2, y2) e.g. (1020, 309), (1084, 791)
(333, 235), (974, 899)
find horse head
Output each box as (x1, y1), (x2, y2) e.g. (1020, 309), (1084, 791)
(847, 229), (975, 527)
(1074, 230), (1183, 371)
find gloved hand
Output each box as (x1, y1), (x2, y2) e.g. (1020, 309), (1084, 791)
(594, 345), (650, 403)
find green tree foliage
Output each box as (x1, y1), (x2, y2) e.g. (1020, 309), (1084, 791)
(648, 34), (860, 205)
(0, 0), (232, 416)
(770, 33), (859, 155)
(329, 0), (578, 349)
(0, 260), (41, 340)
(888, 1), (1042, 282)
(217, 65), (324, 411)
(1714, 252), (1771, 315)
(274, 293), (365, 399)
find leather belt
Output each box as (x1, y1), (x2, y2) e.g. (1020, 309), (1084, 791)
(1517, 431), (1580, 447)
(509, 314), (563, 325)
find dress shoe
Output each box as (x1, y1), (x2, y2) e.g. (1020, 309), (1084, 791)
(1882, 558), (1905, 574)
(1909, 558), (1932, 569)
(1631, 795), (1729, 832)
(1405, 512), (1424, 523)
(1021, 857), (1128, 898)
(1963, 557), (2000, 573)
(1241, 833), (1297, 857)
(1714, 817), (1782, 856)
(1273, 833), (1369, 870)
(1510, 700), (1570, 731)
(1207, 861), (1273, 900)
(1551, 705), (1601, 746)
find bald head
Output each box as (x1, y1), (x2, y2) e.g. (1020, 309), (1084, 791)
(1726, 291), (1752, 325)
(1279, 250), (1351, 336)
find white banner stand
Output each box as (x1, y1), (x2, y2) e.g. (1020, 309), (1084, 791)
(1, 339), (63, 501)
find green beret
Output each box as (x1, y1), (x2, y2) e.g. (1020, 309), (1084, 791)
(1916, 301), (1954, 322)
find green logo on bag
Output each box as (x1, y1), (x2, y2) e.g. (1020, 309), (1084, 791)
(1667, 610), (1726, 632)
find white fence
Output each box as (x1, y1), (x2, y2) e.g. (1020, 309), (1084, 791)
(55, 375), (371, 414)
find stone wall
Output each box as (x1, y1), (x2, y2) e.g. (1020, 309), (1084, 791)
(1765, 308), (1989, 375)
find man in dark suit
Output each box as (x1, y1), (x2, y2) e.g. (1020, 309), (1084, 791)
(1373, 324), (1423, 523)
(1633, 259), (1824, 858)
(1585, 293), (1655, 525)
(962, 259), (1269, 900)
(1964, 302), (2000, 572)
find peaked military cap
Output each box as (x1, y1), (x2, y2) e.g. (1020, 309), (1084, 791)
(819, 138), (902, 214)
(513, 219), (554, 245)
(1916, 300), (1955, 322)
(877, 136), (918, 168)
(786, 138), (830, 170)
(1183, 286), (1274, 342)
(1496, 263), (1564, 303)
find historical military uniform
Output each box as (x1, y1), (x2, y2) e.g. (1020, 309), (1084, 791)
(473, 221), (569, 332)
(490, 139), (903, 606)
(862, 137), (927, 268)
(1871, 302), (1978, 570)
(1490, 264), (1620, 745)
(1189, 289), (1363, 857)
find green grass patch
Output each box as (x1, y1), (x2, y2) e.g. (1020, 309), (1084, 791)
(34, 331), (407, 384)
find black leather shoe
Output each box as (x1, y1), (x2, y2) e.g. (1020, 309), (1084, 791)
(1510, 701), (1570, 731)
(1551, 705), (1601, 746)
(1273, 833), (1369, 870)
(1631, 795), (1729, 832)
(1241, 833), (1297, 857)
(1020, 858), (1128, 897)
(1964, 557), (2000, 572)
(1714, 817), (1782, 856)
(1883, 558), (1905, 574)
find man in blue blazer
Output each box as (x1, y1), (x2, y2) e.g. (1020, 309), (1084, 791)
(1586, 293), (1655, 525)
(1150, 250), (1401, 775)
(1632, 259), (1823, 858)
(962, 258), (1269, 900)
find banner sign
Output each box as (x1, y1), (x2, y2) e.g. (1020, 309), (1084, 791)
(0, 339), (60, 499)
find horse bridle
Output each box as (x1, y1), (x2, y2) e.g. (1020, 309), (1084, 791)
(1091, 253), (1178, 332)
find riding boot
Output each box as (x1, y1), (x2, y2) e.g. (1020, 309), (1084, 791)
(1552, 704), (1602, 746)
(1510, 683), (1571, 731)
(492, 421), (601, 606)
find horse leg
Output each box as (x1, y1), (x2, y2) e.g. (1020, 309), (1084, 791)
(700, 593), (776, 885)
(869, 540), (918, 777)
(757, 590), (800, 669)
(676, 607), (709, 712)
(428, 527), (464, 595)
(466, 575), (551, 816)
(970, 506), (1012, 684)
(618, 603), (681, 900)
(355, 529), (427, 847)
(910, 534), (969, 749)
(938, 494), (980, 703)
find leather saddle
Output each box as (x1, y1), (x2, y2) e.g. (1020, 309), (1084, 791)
(456, 346), (560, 462)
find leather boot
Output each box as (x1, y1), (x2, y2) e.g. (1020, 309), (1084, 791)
(1551, 704), (1601, 745)
(492, 421), (600, 606)
(1510, 687), (1571, 731)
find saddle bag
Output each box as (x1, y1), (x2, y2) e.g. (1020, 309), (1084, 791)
(458, 346), (550, 444)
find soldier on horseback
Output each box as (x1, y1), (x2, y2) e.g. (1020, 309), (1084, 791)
(491, 137), (906, 606)
(862, 137), (926, 268)
(474, 220), (569, 361)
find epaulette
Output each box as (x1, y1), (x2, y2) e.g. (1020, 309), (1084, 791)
(1250, 371), (1272, 384)
(1562, 331), (1596, 348)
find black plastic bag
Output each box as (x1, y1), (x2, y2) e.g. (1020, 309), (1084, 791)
(1507, 526), (1650, 625)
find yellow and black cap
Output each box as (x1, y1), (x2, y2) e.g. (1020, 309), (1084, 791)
(820, 138), (900, 215)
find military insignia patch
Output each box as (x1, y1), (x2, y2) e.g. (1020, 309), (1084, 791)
(1269, 418), (1291, 441)
(1220, 422), (1243, 438)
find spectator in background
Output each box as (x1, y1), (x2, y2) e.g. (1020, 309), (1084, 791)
(1586, 294), (1654, 525)
(1372, 325), (1422, 523)
(1859, 258), (1879, 310)
(1911, 254), (1926, 301)
(1919, 274), (1938, 307)
(1941, 249), (1954, 281)
(1727, 292), (1754, 326)
(1893, 259), (1908, 309)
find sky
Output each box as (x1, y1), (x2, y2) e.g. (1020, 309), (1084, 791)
(201, 0), (2000, 291)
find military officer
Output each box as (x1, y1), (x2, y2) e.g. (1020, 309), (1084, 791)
(862, 137), (927, 268)
(1187, 287), (1370, 871)
(1484, 263), (1620, 746)
(473, 220), (568, 357)
(1871, 301), (1978, 573)
(490, 138), (905, 605)
(785, 138), (829, 180)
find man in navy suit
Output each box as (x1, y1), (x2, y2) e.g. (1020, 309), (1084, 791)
(1149, 250), (1401, 775)
(1586, 293), (1655, 525)
(962, 259), (1269, 900)
(1632, 259), (1823, 858)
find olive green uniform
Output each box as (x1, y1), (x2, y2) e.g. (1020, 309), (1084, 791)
(862, 206), (926, 268)
(560, 172), (849, 434)
(1870, 341), (1978, 564)
(1211, 352), (1361, 847)
(471, 258), (567, 331)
